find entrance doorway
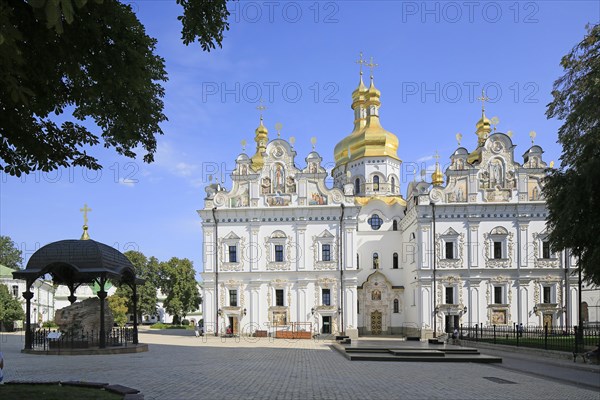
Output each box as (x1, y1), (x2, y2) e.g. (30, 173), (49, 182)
(371, 311), (382, 335)
(228, 316), (239, 334)
(322, 316), (331, 334)
(445, 315), (459, 333)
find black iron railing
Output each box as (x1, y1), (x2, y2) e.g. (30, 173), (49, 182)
(460, 324), (599, 354)
(31, 327), (134, 350)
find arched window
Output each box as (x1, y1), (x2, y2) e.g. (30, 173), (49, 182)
(393, 299), (399, 313)
(391, 176), (396, 193)
(393, 252), (398, 269)
(373, 175), (380, 191)
(392, 220), (398, 231)
(373, 253), (379, 269)
(355, 178), (360, 195)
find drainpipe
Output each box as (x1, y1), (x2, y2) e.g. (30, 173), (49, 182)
(339, 204), (345, 335)
(212, 207), (219, 337)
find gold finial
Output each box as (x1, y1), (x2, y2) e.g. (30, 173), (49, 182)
(256, 99), (267, 121)
(289, 136), (296, 147)
(433, 151), (440, 163)
(80, 203), (92, 240)
(431, 152), (444, 186)
(275, 122), (283, 138)
(356, 51), (367, 75)
(456, 133), (463, 146)
(529, 130), (537, 144)
(366, 56), (379, 78)
(241, 139), (247, 152)
(507, 130), (513, 138)
(310, 136), (317, 151)
(477, 89), (490, 116)
(550, 160), (555, 168)
(490, 116), (499, 132)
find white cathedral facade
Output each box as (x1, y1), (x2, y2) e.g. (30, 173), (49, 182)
(199, 69), (580, 339)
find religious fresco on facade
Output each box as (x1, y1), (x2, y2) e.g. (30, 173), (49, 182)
(491, 310), (507, 325)
(309, 193), (327, 205)
(266, 194), (291, 207)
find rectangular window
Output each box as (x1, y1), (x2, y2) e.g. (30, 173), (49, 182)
(542, 241), (551, 259)
(322, 244), (331, 262)
(275, 245), (284, 262)
(445, 287), (454, 304)
(493, 241), (503, 259)
(228, 245), (237, 263)
(494, 286), (503, 304)
(229, 289), (237, 307)
(543, 286), (552, 304)
(276, 289), (284, 306)
(445, 241), (454, 259)
(322, 289), (331, 306)
(12, 285), (19, 298)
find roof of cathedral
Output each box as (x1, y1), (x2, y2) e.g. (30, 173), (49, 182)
(334, 70), (400, 167)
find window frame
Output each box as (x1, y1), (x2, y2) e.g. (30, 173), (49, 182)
(392, 252), (399, 269)
(368, 214), (383, 230)
(322, 288), (331, 306)
(275, 289), (285, 306)
(322, 244), (331, 262)
(228, 245), (237, 263)
(445, 241), (454, 260)
(445, 286), (455, 305)
(275, 244), (284, 262)
(229, 289), (238, 307)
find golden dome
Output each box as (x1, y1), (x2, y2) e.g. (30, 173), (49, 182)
(250, 117), (268, 171)
(334, 75), (400, 165)
(334, 72), (369, 164)
(431, 161), (444, 186)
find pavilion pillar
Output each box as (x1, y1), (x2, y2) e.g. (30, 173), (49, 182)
(97, 276), (107, 348)
(22, 283), (34, 350)
(132, 283), (139, 344)
(67, 283), (77, 304)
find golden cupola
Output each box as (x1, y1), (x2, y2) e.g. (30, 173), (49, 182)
(334, 72), (400, 167)
(431, 160), (444, 186)
(333, 70), (368, 164)
(250, 116), (269, 171)
(467, 90), (493, 164)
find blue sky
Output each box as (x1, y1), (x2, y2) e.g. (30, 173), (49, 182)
(1, 1), (598, 277)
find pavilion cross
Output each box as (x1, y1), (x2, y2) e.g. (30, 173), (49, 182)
(80, 203), (92, 225)
(477, 89), (490, 114)
(434, 151), (440, 163)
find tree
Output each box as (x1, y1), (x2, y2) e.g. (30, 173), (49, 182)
(159, 257), (200, 324)
(0, 0), (231, 176)
(107, 294), (128, 328)
(0, 284), (25, 331)
(544, 23), (600, 284)
(115, 250), (159, 321)
(0, 235), (23, 269)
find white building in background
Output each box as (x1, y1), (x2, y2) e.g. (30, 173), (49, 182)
(199, 67), (587, 338)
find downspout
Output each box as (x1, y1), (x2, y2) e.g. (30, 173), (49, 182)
(339, 203), (345, 334)
(212, 207), (219, 336)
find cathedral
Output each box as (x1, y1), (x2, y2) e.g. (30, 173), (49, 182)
(199, 65), (578, 339)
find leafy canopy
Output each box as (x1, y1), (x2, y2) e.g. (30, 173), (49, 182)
(0, 235), (23, 269)
(159, 257), (200, 323)
(544, 23), (600, 284)
(0, 0), (230, 176)
(0, 283), (25, 325)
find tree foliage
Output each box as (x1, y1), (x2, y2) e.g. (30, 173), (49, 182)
(544, 23), (600, 284)
(159, 257), (200, 323)
(107, 294), (128, 327)
(0, 235), (23, 269)
(0, 0), (231, 176)
(0, 284), (25, 328)
(115, 250), (159, 319)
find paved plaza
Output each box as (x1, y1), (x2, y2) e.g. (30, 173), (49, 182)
(1, 329), (598, 400)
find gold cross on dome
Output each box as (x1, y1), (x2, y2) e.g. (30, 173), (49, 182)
(356, 52), (367, 74)
(80, 203), (92, 225)
(366, 56), (379, 77)
(477, 89), (490, 114)
(434, 151), (440, 163)
(256, 99), (267, 120)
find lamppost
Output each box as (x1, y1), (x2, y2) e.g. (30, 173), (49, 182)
(431, 201), (437, 338)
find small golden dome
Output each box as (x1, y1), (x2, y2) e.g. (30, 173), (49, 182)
(431, 162), (444, 186)
(251, 117), (269, 171)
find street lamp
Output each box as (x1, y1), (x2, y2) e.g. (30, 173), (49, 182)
(311, 307), (315, 315)
(533, 305), (538, 314)
(430, 201), (437, 338)
(463, 306), (468, 314)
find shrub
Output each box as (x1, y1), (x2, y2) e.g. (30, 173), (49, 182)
(181, 319), (190, 326)
(42, 321), (59, 328)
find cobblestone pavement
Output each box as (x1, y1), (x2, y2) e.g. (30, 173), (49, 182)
(1, 330), (598, 400)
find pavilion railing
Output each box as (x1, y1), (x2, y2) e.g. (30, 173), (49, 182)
(460, 324), (599, 354)
(31, 327), (134, 350)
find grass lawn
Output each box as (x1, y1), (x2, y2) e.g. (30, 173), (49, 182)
(0, 384), (121, 400)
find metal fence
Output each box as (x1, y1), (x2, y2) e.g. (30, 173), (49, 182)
(31, 327), (135, 350)
(460, 324), (600, 354)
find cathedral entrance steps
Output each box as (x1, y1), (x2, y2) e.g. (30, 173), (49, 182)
(332, 342), (502, 363)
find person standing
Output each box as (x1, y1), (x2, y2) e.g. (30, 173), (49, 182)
(0, 351), (4, 384)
